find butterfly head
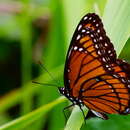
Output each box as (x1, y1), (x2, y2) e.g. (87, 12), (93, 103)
(58, 87), (73, 102)
(58, 87), (84, 106)
(58, 87), (68, 96)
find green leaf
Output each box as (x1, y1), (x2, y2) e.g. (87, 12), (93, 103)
(62, 0), (87, 45)
(0, 97), (66, 130)
(103, 0), (130, 56)
(65, 106), (88, 130)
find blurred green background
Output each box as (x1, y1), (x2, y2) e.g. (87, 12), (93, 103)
(0, 0), (130, 130)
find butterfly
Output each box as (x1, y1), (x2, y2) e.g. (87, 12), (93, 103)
(58, 13), (130, 120)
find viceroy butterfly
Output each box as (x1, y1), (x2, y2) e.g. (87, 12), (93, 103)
(58, 13), (130, 120)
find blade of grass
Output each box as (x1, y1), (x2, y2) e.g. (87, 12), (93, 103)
(33, 0), (67, 129)
(62, 0), (88, 47)
(46, 0), (68, 130)
(103, 0), (130, 56)
(65, 106), (88, 130)
(94, 0), (107, 16)
(0, 97), (67, 130)
(15, 2), (33, 115)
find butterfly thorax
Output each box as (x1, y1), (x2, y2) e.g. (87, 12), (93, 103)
(58, 87), (84, 106)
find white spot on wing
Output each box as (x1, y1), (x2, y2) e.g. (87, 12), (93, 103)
(97, 29), (100, 33)
(105, 43), (108, 47)
(108, 85), (112, 88)
(99, 36), (103, 40)
(113, 74), (118, 78)
(98, 50), (101, 55)
(76, 35), (81, 40)
(79, 48), (83, 52)
(70, 97), (73, 100)
(82, 29), (86, 33)
(93, 39), (97, 42)
(102, 57), (106, 62)
(93, 20), (96, 22)
(91, 34), (94, 37)
(110, 53), (113, 57)
(74, 46), (78, 50)
(68, 47), (73, 57)
(105, 65), (109, 68)
(96, 78), (100, 81)
(96, 24), (99, 27)
(108, 50), (111, 53)
(84, 16), (88, 20)
(123, 60), (126, 62)
(108, 67), (112, 71)
(89, 17), (92, 20)
(95, 44), (98, 48)
(78, 24), (82, 30)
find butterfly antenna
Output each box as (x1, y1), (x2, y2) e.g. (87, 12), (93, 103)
(38, 61), (60, 86)
(32, 81), (59, 88)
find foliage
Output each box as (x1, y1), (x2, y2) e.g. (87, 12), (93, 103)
(0, 0), (130, 130)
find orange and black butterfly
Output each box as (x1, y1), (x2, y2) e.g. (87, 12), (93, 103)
(58, 13), (130, 119)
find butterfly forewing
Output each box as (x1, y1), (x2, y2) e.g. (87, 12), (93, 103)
(63, 13), (130, 119)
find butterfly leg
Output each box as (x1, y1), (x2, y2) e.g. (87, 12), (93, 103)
(63, 104), (74, 123)
(79, 106), (87, 124)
